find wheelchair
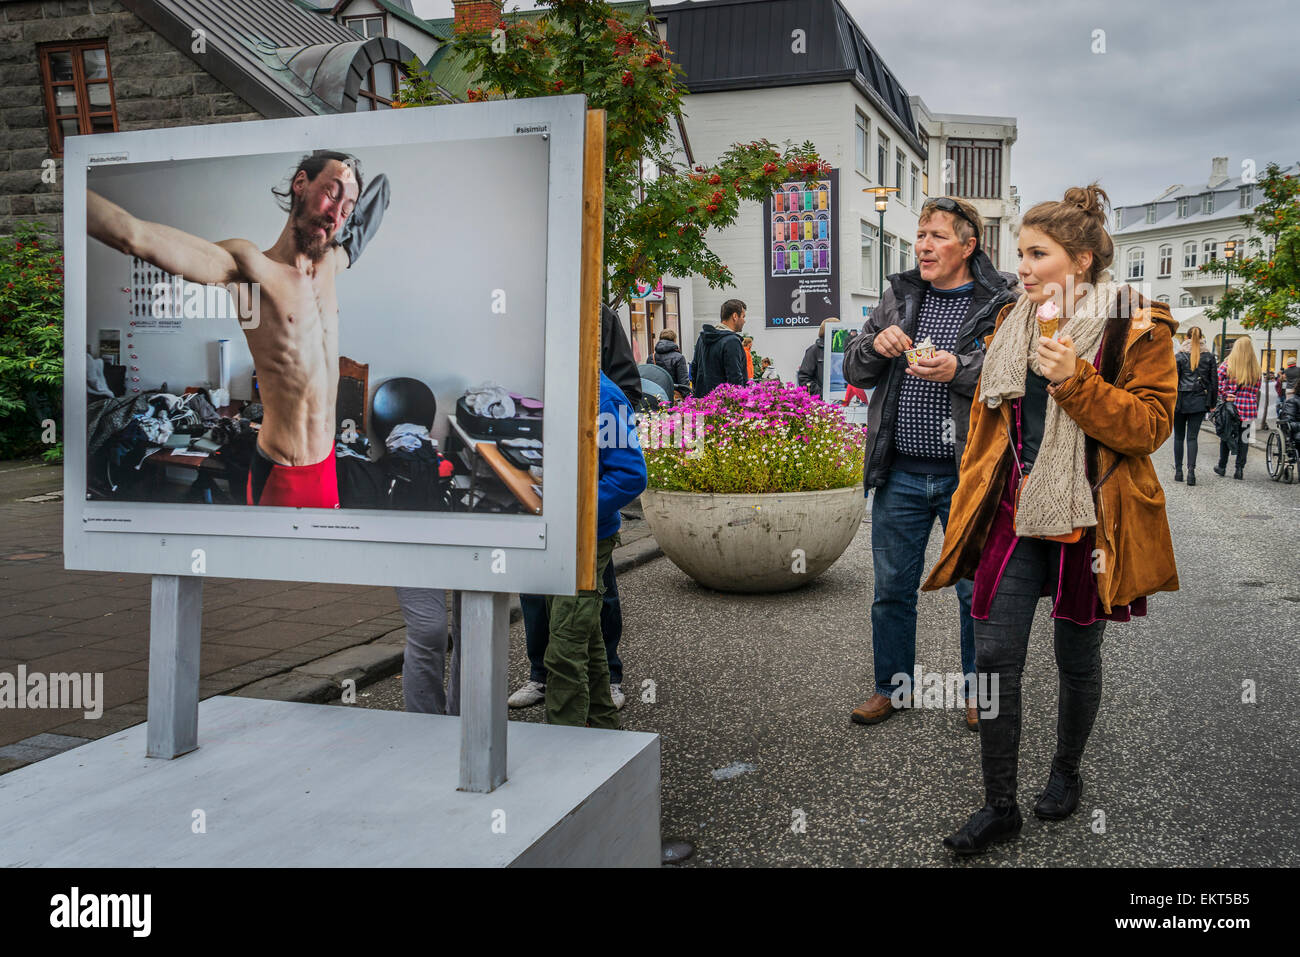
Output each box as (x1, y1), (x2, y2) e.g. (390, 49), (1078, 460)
(1265, 422), (1299, 483)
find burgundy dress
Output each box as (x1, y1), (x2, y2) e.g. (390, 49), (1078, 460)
(970, 349), (1147, 626)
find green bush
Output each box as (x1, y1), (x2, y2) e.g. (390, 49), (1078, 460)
(0, 223), (63, 461)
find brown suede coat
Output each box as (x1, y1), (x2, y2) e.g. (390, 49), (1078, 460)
(923, 287), (1180, 612)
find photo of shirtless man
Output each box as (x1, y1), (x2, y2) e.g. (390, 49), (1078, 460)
(86, 151), (388, 508)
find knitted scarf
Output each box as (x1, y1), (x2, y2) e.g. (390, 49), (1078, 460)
(978, 275), (1121, 537)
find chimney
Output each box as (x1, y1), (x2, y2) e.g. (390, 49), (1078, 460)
(453, 0), (503, 34)
(1209, 156), (1229, 188)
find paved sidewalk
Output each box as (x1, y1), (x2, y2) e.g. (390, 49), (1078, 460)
(0, 459), (660, 773)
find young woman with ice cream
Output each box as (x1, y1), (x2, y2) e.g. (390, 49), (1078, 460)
(922, 184), (1180, 855)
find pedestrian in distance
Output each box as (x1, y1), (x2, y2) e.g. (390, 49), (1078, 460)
(924, 184), (1179, 856)
(843, 195), (1017, 733)
(652, 328), (691, 394)
(1213, 337), (1261, 480)
(797, 319), (831, 399)
(1172, 326), (1216, 486)
(741, 335), (756, 381)
(691, 299), (748, 396)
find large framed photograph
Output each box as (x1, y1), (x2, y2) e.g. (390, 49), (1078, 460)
(63, 97), (592, 594)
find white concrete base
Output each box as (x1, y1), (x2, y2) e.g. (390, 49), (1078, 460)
(0, 696), (660, 867)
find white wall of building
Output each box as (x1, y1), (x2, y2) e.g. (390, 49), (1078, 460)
(675, 82), (928, 383)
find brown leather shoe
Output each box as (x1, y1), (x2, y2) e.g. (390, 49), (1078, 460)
(965, 705), (979, 731)
(851, 692), (906, 725)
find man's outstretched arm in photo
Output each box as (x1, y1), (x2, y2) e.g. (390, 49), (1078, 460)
(86, 189), (249, 286)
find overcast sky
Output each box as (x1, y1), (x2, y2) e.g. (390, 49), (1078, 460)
(412, 0), (1299, 208)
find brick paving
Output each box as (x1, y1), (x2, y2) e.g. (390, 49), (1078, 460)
(0, 458), (656, 773)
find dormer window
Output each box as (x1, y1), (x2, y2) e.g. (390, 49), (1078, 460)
(1201, 192), (1213, 215)
(1145, 204), (1156, 224)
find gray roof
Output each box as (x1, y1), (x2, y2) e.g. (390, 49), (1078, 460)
(652, 0), (923, 154)
(122, 0), (417, 116)
(1113, 162), (1294, 236)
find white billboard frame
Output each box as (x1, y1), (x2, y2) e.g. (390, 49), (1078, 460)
(63, 96), (590, 596)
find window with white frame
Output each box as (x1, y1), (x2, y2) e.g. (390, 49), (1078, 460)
(1179, 293), (1194, 306)
(910, 164), (918, 209)
(1158, 244), (1173, 277)
(860, 220), (878, 288)
(1157, 294), (1171, 303)
(883, 231), (896, 276)
(855, 110), (869, 177)
(1202, 239), (1217, 263)
(344, 15), (385, 38)
(1183, 241), (1198, 269)
(899, 239), (912, 272)
(878, 133), (890, 185)
(1145, 204), (1156, 224)
(1177, 197), (1188, 218)
(895, 149), (904, 198)
(1201, 192), (1213, 215)
(1127, 247), (1145, 280)
(1228, 235), (1245, 261)
(1240, 184), (1254, 208)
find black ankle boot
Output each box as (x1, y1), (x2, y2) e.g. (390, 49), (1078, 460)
(1213, 464), (1226, 476)
(1233, 467), (1244, 479)
(942, 803), (1023, 855)
(1173, 468), (1184, 482)
(1187, 469), (1196, 486)
(1033, 768), (1083, 821)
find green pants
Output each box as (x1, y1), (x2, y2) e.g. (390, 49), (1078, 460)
(545, 534), (620, 729)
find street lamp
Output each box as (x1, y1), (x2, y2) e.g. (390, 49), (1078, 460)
(1220, 239), (1237, 362)
(863, 186), (899, 298)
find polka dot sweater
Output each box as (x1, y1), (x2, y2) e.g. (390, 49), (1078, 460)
(893, 283), (973, 470)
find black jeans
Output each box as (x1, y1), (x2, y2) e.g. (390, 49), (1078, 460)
(975, 538), (1106, 808)
(1218, 426), (1249, 472)
(1172, 411), (1205, 471)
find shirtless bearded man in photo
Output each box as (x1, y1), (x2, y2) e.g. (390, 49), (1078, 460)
(86, 150), (388, 508)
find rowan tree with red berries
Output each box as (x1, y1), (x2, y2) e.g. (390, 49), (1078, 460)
(394, 0), (827, 306)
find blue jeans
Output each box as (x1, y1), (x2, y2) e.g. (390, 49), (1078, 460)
(869, 469), (975, 699)
(522, 556), (622, 684)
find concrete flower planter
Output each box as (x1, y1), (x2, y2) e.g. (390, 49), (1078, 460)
(641, 485), (866, 593)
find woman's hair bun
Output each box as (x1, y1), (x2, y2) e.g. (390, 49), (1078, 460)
(1062, 183), (1110, 222)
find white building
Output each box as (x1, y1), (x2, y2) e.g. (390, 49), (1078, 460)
(910, 96), (1019, 273)
(650, 0), (1018, 382)
(1112, 156), (1298, 374)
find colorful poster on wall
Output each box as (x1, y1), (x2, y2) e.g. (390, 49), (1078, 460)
(763, 169), (839, 330)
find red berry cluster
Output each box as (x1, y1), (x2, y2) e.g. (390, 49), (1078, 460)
(621, 71), (634, 86)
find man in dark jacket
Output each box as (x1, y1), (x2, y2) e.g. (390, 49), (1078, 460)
(797, 319), (831, 398)
(842, 196), (1017, 731)
(602, 303), (642, 407)
(691, 299), (748, 397)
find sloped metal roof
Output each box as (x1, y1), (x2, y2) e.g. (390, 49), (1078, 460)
(651, 0), (922, 153)
(122, 0), (416, 116)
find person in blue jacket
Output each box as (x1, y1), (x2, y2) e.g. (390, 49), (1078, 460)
(545, 372), (648, 728)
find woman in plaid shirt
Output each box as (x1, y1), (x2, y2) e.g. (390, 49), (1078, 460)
(1214, 337), (1261, 479)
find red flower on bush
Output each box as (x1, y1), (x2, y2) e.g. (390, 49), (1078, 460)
(711, 190), (724, 203)
(621, 71), (634, 86)
(708, 173), (721, 184)
(706, 204), (718, 214)
(552, 79), (564, 91)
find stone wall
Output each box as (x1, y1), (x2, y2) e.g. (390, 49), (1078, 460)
(0, 0), (264, 238)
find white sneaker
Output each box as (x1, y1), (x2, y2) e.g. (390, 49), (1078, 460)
(610, 683), (626, 710)
(508, 680), (546, 708)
